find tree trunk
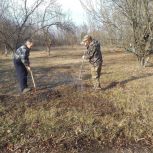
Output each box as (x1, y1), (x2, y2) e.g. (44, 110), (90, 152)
(141, 57), (145, 67)
(48, 46), (51, 56)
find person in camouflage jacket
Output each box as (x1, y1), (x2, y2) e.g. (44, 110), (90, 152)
(81, 35), (103, 90)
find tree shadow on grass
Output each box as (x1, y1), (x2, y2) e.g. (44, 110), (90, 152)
(103, 73), (153, 90)
(144, 62), (153, 67)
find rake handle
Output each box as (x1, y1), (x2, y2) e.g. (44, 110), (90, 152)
(29, 69), (36, 89)
(79, 57), (85, 80)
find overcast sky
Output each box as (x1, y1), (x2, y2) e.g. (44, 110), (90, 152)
(58, 0), (86, 25)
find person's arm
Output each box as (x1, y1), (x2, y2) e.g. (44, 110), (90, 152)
(20, 47), (30, 67)
(84, 44), (97, 60)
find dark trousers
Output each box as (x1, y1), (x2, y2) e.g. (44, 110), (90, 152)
(14, 59), (28, 92)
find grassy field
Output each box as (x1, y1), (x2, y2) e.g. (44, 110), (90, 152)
(0, 46), (153, 152)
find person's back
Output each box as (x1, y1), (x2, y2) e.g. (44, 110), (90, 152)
(87, 39), (103, 66)
(14, 45), (30, 66)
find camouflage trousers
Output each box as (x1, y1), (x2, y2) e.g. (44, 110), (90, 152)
(90, 63), (102, 88)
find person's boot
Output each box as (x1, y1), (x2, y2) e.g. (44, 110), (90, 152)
(93, 81), (102, 90)
(94, 86), (102, 90)
(22, 88), (31, 93)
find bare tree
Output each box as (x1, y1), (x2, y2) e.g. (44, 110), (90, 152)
(107, 0), (153, 66)
(0, 0), (75, 54)
(80, 0), (153, 66)
(80, 0), (127, 46)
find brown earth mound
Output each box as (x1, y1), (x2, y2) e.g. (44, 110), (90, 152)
(0, 88), (61, 104)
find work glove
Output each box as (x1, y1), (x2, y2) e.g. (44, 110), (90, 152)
(26, 66), (31, 71)
(82, 55), (85, 59)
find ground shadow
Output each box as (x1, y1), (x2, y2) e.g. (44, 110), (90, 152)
(144, 62), (153, 67)
(103, 73), (153, 90)
(0, 62), (89, 94)
(31, 65), (81, 89)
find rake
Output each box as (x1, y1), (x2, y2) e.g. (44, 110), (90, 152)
(73, 51), (87, 91)
(29, 69), (36, 91)
(79, 51), (86, 80)
(79, 58), (85, 80)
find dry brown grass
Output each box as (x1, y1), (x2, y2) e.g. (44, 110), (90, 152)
(0, 46), (153, 152)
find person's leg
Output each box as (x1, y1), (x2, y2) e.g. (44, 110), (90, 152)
(91, 66), (98, 89)
(14, 59), (28, 92)
(14, 59), (22, 92)
(91, 64), (102, 89)
(21, 65), (28, 90)
(97, 63), (102, 87)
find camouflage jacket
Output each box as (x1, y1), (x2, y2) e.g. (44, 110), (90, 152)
(14, 45), (30, 66)
(85, 39), (103, 66)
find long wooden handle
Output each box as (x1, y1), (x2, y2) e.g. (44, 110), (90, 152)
(30, 70), (36, 89)
(79, 58), (85, 80)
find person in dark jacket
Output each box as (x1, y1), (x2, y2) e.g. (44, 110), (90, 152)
(14, 39), (33, 93)
(81, 35), (103, 90)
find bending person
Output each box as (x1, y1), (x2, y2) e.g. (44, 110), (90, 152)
(14, 39), (33, 93)
(81, 35), (103, 90)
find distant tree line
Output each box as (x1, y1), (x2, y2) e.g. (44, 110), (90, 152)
(0, 0), (78, 55)
(80, 0), (153, 66)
